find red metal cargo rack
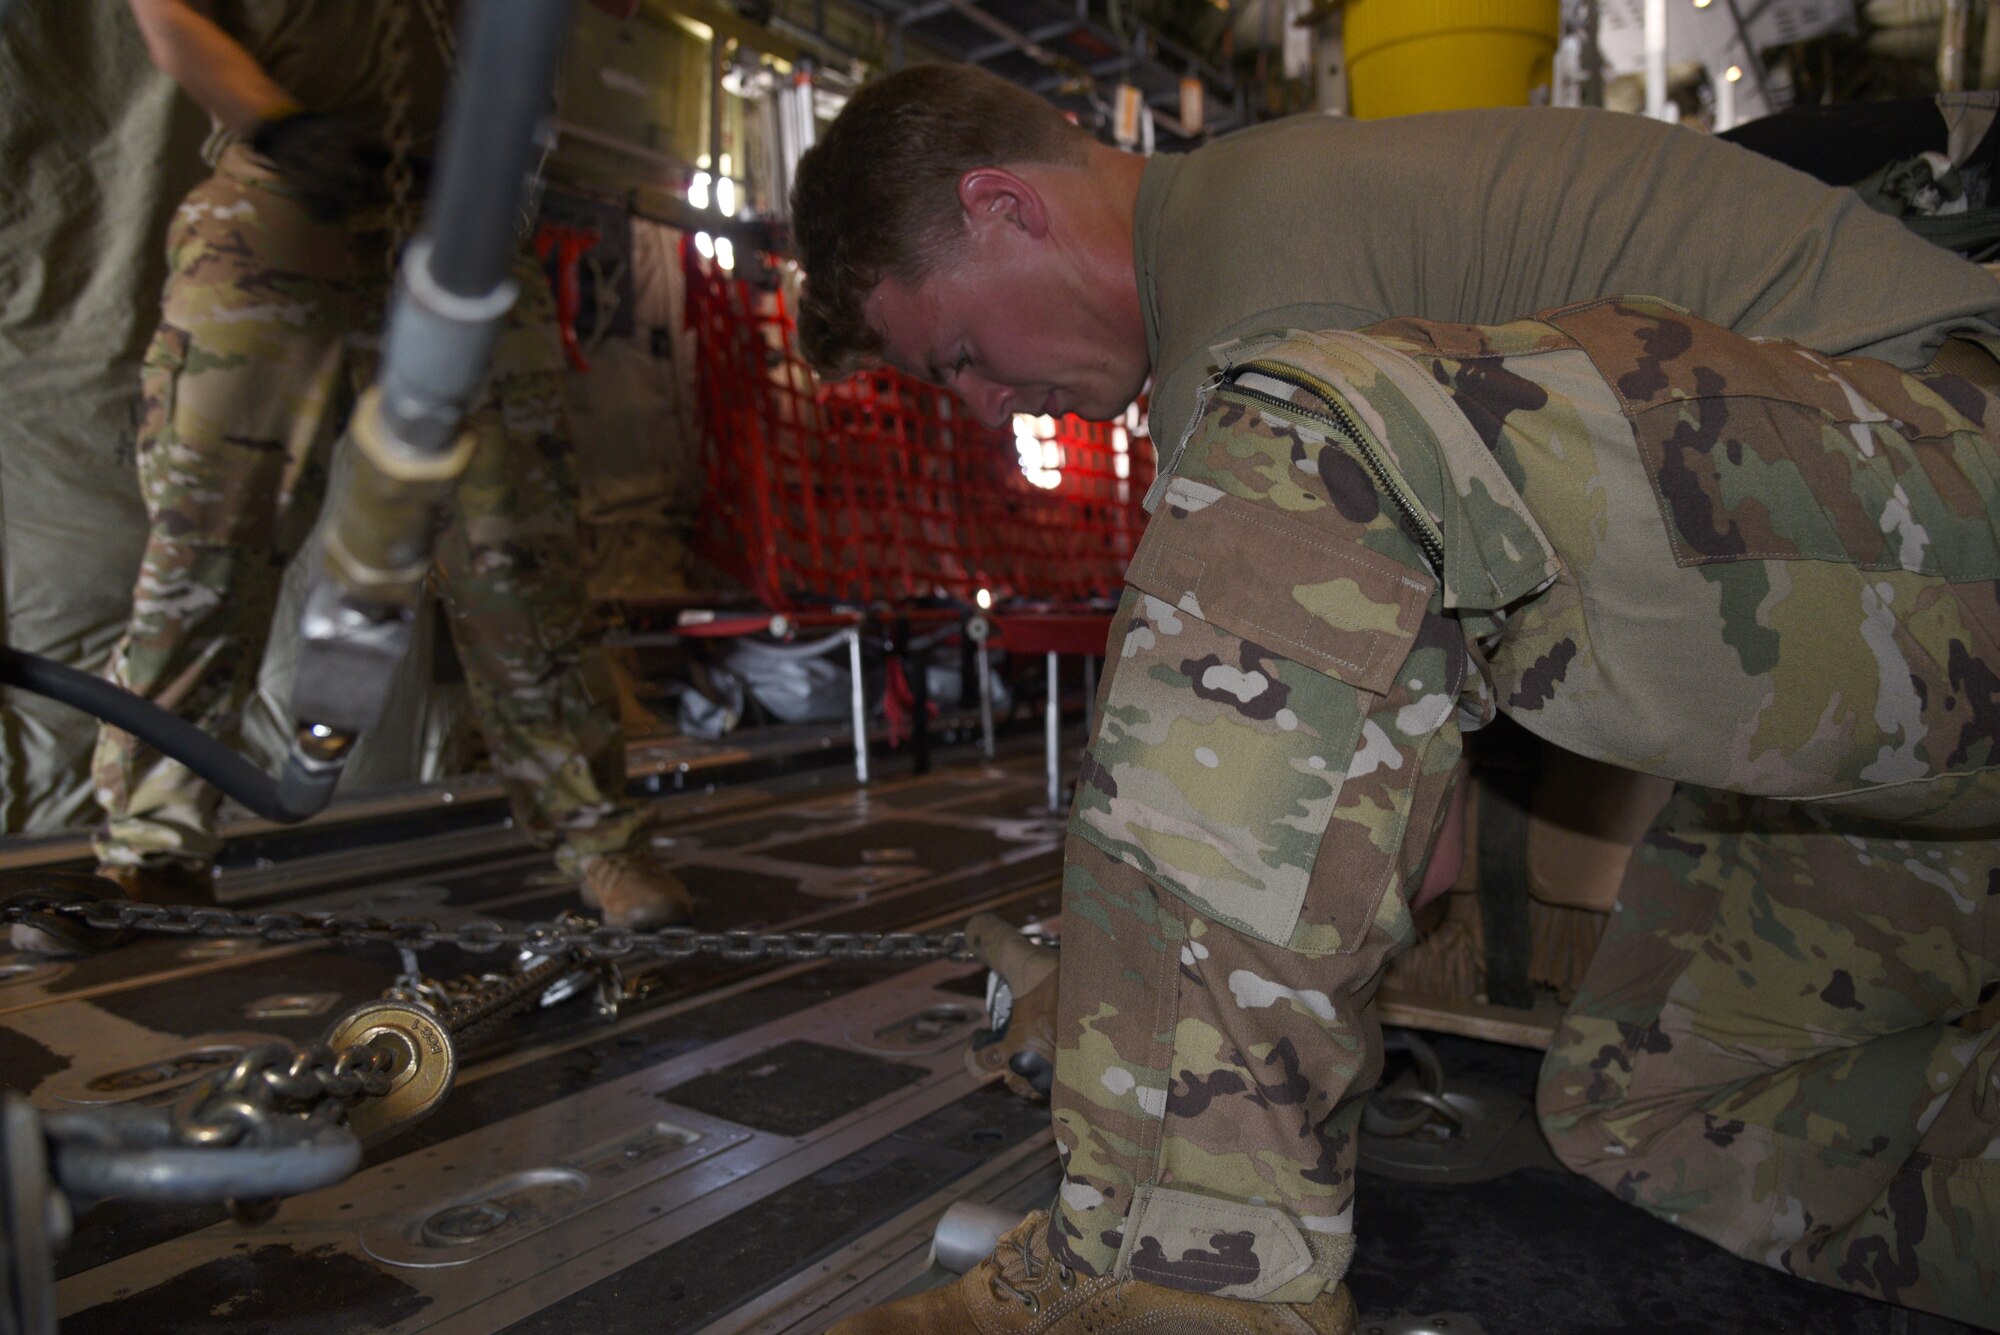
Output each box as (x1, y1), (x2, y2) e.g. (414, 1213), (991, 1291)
(682, 245), (1155, 801)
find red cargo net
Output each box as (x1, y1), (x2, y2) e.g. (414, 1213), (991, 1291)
(684, 245), (1154, 612)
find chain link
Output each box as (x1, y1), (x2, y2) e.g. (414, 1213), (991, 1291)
(172, 1038), (394, 1148)
(438, 951), (576, 1044)
(414, 0), (456, 67)
(8, 891), (972, 1149)
(0, 892), (974, 966)
(381, 0), (552, 257)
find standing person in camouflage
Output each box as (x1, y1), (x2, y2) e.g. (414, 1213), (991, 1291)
(792, 66), (2000, 1331)
(89, 0), (689, 928)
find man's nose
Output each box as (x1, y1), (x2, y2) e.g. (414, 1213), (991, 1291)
(959, 377), (1013, 430)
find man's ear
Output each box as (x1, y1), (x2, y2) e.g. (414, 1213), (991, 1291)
(957, 168), (1049, 241)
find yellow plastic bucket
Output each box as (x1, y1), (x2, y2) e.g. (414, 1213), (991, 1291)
(1345, 0), (1560, 120)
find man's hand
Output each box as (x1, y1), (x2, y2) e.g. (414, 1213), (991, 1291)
(249, 110), (385, 223)
(127, 0), (297, 137)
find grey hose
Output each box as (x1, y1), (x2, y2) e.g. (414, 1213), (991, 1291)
(0, 647), (339, 822)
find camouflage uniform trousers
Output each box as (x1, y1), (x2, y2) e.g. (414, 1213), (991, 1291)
(1539, 781), (1999, 1326)
(93, 144), (644, 870)
(1049, 297), (1998, 1325)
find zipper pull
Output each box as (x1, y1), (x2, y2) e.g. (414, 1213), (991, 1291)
(1144, 368), (1226, 513)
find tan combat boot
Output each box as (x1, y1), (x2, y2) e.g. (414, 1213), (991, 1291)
(92, 860), (215, 904)
(826, 1211), (1357, 1334)
(576, 848), (694, 928)
(5, 865), (192, 957)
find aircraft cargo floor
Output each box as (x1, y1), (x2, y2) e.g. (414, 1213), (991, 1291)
(1, 736), (1984, 1334)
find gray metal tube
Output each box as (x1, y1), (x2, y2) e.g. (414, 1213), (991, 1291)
(373, 253), (514, 460)
(425, 0), (575, 301)
(378, 0), (577, 454)
(296, 0), (578, 749)
(1643, 0), (1667, 120)
(1045, 651), (1060, 814)
(709, 36), (726, 200)
(977, 640), (996, 762)
(849, 628), (870, 785)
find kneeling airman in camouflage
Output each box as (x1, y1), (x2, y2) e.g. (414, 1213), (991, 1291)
(797, 64), (1999, 1333)
(846, 300), (2000, 1331)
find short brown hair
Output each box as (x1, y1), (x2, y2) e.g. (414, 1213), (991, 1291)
(791, 63), (1089, 377)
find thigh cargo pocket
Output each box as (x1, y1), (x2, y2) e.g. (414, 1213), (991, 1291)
(1545, 297), (2000, 580)
(1070, 488), (1435, 952)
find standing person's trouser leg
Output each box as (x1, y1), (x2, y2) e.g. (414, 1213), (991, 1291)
(1539, 782), (2000, 1327)
(431, 253), (646, 866)
(93, 152), (351, 872)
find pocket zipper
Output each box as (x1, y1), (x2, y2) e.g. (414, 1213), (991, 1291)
(1221, 361), (1447, 579)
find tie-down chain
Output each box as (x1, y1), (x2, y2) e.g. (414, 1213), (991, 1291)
(4, 888), (970, 1144)
(0, 890), (974, 1333)
(3, 891), (972, 967)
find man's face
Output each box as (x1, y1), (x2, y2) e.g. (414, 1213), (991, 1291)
(861, 233), (1149, 429)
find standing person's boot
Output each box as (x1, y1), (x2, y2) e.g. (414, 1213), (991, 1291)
(573, 845), (694, 928)
(91, 858), (215, 904)
(4, 863), (206, 957)
(827, 1212), (1357, 1334)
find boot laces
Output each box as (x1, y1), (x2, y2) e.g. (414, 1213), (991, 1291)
(986, 1214), (1075, 1311)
